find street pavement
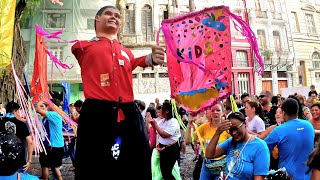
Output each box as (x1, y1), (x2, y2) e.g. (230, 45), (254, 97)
(27, 156), (75, 180)
(27, 145), (196, 180)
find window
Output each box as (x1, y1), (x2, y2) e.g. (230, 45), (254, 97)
(268, 0), (275, 13)
(141, 5), (153, 42)
(46, 13), (66, 28)
(132, 74), (138, 78)
(87, 19), (95, 30)
(236, 51), (248, 67)
(277, 72), (287, 78)
(312, 52), (320, 68)
(158, 5), (168, 27)
(159, 73), (168, 78)
(306, 14), (316, 34)
(47, 46), (63, 61)
(273, 31), (281, 52)
(142, 73), (155, 78)
(257, 30), (266, 50)
(263, 71), (272, 78)
(255, 0), (261, 10)
(291, 12), (300, 32)
(238, 73), (250, 95)
(124, 4), (135, 34)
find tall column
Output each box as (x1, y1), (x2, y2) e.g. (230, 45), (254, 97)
(153, 0), (160, 29)
(255, 72), (263, 95)
(287, 72), (293, 88)
(135, 0), (142, 34)
(272, 70), (278, 95)
(233, 72), (239, 96)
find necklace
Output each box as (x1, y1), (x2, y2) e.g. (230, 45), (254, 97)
(233, 135), (252, 157)
(233, 149), (239, 157)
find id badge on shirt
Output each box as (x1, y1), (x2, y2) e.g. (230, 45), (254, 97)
(119, 60), (124, 66)
(100, 73), (110, 86)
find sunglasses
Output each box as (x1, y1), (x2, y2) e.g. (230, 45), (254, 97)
(227, 122), (244, 134)
(259, 95), (266, 99)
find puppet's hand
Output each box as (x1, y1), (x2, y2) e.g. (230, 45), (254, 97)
(151, 45), (165, 65)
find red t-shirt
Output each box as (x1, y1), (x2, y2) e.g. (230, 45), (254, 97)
(72, 37), (148, 102)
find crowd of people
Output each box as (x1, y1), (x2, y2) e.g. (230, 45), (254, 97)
(0, 98), (84, 180)
(133, 87), (320, 180)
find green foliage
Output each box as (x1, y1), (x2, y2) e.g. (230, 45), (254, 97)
(261, 49), (273, 60)
(20, 0), (41, 27)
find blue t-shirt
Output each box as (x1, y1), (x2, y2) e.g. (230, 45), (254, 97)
(0, 172), (39, 180)
(45, 111), (64, 148)
(265, 119), (314, 180)
(220, 137), (270, 179)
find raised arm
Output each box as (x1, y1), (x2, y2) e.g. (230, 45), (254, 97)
(206, 120), (231, 159)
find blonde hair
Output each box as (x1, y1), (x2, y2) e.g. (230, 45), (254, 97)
(295, 94), (306, 104)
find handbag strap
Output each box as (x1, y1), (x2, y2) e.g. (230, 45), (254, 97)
(225, 135), (252, 179)
(17, 172), (21, 180)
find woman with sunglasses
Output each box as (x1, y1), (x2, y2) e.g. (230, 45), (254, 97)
(185, 103), (230, 180)
(206, 112), (270, 179)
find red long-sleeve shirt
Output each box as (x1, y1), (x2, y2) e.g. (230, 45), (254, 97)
(72, 37), (149, 102)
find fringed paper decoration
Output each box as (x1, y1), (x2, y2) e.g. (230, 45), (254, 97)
(11, 62), (47, 156)
(49, 0), (64, 6)
(30, 25), (78, 136)
(171, 99), (187, 131)
(158, 6), (264, 114)
(230, 95), (239, 113)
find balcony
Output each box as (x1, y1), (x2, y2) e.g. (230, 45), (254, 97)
(255, 10), (267, 18)
(272, 12), (282, 20)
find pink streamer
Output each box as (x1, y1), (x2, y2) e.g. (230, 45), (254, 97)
(228, 11), (264, 75)
(50, 0), (63, 6)
(11, 63), (48, 155)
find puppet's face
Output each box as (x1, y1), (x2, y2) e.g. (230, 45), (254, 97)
(96, 8), (121, 33)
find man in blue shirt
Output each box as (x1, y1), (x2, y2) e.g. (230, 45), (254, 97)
(265, 98), (314, 179)
(35, 99), (64, 180)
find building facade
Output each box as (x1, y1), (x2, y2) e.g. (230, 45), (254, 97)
(21, 0), (260, 103)
(247, 0), (294, 96)
(284, 0), (320, 90)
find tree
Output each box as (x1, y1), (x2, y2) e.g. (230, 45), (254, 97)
(0, 0), (58, 105)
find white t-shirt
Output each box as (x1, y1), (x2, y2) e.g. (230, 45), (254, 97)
(156, 117), (181, 145)
(246, 115), (265, 133)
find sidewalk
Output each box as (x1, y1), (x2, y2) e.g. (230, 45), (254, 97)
(27, 156), (75, 180)
(27, 145), (196, 180)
